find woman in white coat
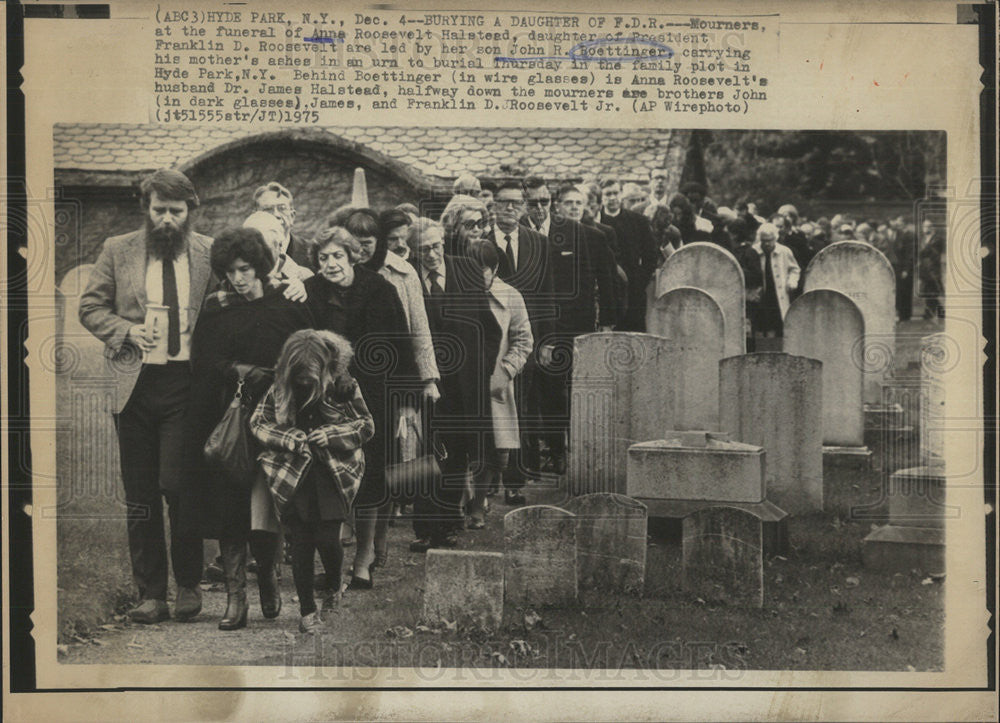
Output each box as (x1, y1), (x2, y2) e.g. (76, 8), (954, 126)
(751, 222), (801, 338)
(465, 240), (534, 529)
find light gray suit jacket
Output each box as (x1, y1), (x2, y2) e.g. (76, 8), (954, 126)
(79, 228), (215, 412)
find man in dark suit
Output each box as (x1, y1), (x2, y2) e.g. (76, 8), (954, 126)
(522, 178), (617, 473)
(485, 179), (554, 503)
(253, 181), (314, 272)
(407, 218), (500, 549)
(79, 169), (210, 624)
(595, 178), (659, 331)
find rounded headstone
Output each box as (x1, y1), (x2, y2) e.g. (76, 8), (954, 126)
(503, 505), (577, 607)
(650, 287), (725, 431)
(803, 241), (896, 403)
(784, 289), (865, 446)
(563, 493), (647, 592)
(651, 242), (746, 358)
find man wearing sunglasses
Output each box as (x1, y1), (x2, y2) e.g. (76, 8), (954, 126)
(523, 177), (617, 475)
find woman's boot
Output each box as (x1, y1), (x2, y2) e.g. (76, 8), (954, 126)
(249, 531), (281, 619)
(218, 538), (248, 630)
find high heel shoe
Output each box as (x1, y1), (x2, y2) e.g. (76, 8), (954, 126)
(346, 563), (374, 591)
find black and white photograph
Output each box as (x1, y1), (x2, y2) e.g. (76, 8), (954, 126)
(49, 124), (953, 671)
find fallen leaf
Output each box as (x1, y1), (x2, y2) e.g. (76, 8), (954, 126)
(845, 576), (860, 587)
(920, 577), (933, 586)
(795, 647), (807, 655)
(907, 665), (917, 672)
(523, 610), (542, 630)
(443, 619), (457, 632)
(126, 635), (143, 649)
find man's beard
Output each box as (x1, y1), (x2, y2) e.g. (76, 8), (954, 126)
(146, 215), (190, 260)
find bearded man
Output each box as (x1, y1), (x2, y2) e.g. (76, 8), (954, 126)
(79, 169), (213, 624)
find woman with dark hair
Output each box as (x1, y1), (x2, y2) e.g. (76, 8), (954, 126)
(304, 226), (420, 589)
(367, 210), (439, 568)
(380, 209), (414, 261)
(463, 240), (533, 528)
(185, 226), (314, 630)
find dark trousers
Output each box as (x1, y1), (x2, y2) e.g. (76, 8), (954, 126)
(896, 273), (914, 321)
(116, 362), (202, 601)
(412, 402), (468, 540)
(530, 337), (574, 460)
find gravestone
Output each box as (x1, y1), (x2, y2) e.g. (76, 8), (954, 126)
(919, 333), (947, 466)
(503, 505), (577, 607)
(568, 333), (673, 495)
(803, 241), (896, 404)
(628, 431), (788, 555)
(651, 242), (746, 358)
(645, 287), (725, 430)
(719, 353), (824, 514)
(682, 506), (764, 608)
(563, 493), (647, 593)
(784, 289), (865, 447)
(862, 464), (947, 574)
(423, 550), (504, 630)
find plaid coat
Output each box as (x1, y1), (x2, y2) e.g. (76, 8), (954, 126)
(250, 381), (375, 513)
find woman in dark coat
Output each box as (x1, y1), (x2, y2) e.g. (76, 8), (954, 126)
(186, 227), (314, 630)
(304, 226), (419, 589)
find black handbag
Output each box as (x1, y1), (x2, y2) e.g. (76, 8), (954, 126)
(204, 375), (255, 481)
(386, 422), (446, 501)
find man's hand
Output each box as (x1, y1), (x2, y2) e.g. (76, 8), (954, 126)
(306, 429), (328, 447)
(490, 371), (508, 401)
(538, 344), (554, 368)
(422, 381), (441, 402)
(282, 276), (308, 303)
(127, 324), (158, 352)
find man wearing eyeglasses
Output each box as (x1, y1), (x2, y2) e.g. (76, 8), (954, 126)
(252, 181), (314, 273)
(523, 177), (617, 475)
(485, 179), (554, 502)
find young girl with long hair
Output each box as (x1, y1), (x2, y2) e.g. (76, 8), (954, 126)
(251, 329), (374, 633)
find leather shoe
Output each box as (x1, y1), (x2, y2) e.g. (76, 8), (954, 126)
(433, 531), (459, 548)
(130, 599), (169, 625)
(299, 610), (322, 634)
(174, 585), (203, 621)
(504, 489), (527, 506)
(409, 537), (433, 553)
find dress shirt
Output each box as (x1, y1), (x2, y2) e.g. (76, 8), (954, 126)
(145, 252), (192, 361)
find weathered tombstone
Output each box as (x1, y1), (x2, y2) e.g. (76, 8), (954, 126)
(682, 506), (764, 608)
(646, 287), (725, 430)
(56, 264), (128, 517)
(862, 463), (948, 574)
(503, 505), (577, 607)
(569, 333), (673, 495)
(423, 550), (504, 630)
(803, 241), (896, 404)
(627, 431), (788, 554)
(919, 333), (947, 467)
(784, 289), (865, 447)
(719, 353), (824, 514)
(650, 242), (746, 358)
(563, 493), (647, 592)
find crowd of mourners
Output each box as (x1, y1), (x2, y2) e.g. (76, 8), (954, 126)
(78, 166), (947, 635)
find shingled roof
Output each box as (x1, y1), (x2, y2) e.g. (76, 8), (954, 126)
(54, 123), (676, 182)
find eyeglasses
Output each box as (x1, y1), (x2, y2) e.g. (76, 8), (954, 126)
(418, 242), (445, 255)
(460, 218), (489, 231)
(494, 198), (523, 208)
(526, 198), (551, 208)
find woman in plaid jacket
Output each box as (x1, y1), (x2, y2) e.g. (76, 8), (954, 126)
(251, 329), (374, 634)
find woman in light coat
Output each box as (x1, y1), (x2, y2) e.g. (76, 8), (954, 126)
(464, 240), (533, 528)
(751, 222), (801, 337)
